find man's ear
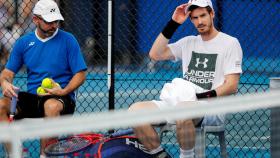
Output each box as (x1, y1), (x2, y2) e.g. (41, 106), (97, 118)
(210, 10), (215, 19)
(189, 13), (194, 23)
(32, 16), (39, 25)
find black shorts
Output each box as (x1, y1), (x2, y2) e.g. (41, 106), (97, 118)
(14, 92), (76, 120)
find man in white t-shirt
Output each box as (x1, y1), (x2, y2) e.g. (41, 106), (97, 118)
(128, 0), (242, 158)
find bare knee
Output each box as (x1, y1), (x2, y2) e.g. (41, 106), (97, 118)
(0, 97), (10, 121)
(176, 120), (194, 131)
(128, 101), (157, 111)
(44, 99), (63, 117)
(128, 102), (145, 111)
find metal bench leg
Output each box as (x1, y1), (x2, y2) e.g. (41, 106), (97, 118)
(218, 131), (227, 158)
(196, 126), (227, 158)
(160, 124), (227, 158)
(195, 128), (206, 158)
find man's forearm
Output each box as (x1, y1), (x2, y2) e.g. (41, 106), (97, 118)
(62, 71), (86, 95)
(0, 69), (14, 86)
(149, 34), (170, 60)
(214, 74), (240, 97)
(0, 77), (12, 84)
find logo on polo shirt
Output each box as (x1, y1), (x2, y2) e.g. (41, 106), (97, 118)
(28, 42), (35, 46)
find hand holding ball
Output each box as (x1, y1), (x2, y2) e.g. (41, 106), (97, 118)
(37, 78), (61, 95)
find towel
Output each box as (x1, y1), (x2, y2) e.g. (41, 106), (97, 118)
(159, 78), (204, 106)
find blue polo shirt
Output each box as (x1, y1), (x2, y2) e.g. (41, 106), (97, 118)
(6, 29), (87, 99)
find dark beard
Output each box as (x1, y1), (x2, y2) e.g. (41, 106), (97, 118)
(38, 24), (56, 37)
(199, 21), (213, 36)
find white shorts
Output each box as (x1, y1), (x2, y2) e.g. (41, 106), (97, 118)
(152, 100), (225, 127)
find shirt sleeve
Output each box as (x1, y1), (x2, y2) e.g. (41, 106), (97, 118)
(6, 39), (23, 73)
(67, 34), (87, 74)
(168, 38), (188, 62)
(224, 38), (243, 75)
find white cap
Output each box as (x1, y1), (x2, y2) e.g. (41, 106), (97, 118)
(33, 0), (64, 22)
(187, 0), (214, 11)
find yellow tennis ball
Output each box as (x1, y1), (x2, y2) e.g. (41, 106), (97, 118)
(36, 87), (46, 94)
(41, 78), (54, 89)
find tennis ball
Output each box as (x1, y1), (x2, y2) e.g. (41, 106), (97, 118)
(41, 78), (54, 89)
(36, 86), (46, 94)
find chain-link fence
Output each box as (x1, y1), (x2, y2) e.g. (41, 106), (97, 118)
(0, 0), (280, 157)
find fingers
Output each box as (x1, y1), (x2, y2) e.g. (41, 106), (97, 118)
(37, 89), (51, 96)
(3, 84), (19, 98)
(43, 87), (63, 96)
(4, 90), (15, 98)
(172, 3), (191, 24)
(180, 3), (189, 9)
(3, 90), (11, 98)
(177, 3), (190, 13)
(10, 86), (19, 97)
(175, 3), (187, 13)
(39, 88), (52, 96)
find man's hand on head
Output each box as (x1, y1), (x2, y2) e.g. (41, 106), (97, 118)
(172, 3), (191, 24)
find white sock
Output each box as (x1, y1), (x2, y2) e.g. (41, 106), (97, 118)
(40, 155), (46, 158)
(179, 148), (194, 158)
(148, 146), (164, 155)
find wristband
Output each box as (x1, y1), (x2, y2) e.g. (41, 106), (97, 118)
(161, 19), (181, 39)
(196, 90), (217, 99)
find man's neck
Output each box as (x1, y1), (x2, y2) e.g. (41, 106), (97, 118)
(36, 29), (47, 39)
(35, 28), (58, 42)
(201, 27), (219, 41)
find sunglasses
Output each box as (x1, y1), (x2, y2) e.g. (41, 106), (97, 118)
(36, 16), (59, 25)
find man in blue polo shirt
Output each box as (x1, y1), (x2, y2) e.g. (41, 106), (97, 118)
(0, 0), (87, 157)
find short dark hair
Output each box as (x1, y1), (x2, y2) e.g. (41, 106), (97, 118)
(188, 5), (213, 14)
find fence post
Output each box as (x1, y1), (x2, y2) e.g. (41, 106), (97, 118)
(270, 77), (280, 158)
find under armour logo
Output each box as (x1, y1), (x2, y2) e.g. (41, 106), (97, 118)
(28, 42), (35, 46)
(195, 58), (208, 68)
(50, 8), (56, 12)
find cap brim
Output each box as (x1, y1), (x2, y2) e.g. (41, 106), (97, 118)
(42, 14), (64, 22)
(187, 4), (209, 12)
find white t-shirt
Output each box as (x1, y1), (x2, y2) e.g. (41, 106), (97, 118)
(168, 32), (243, 90)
